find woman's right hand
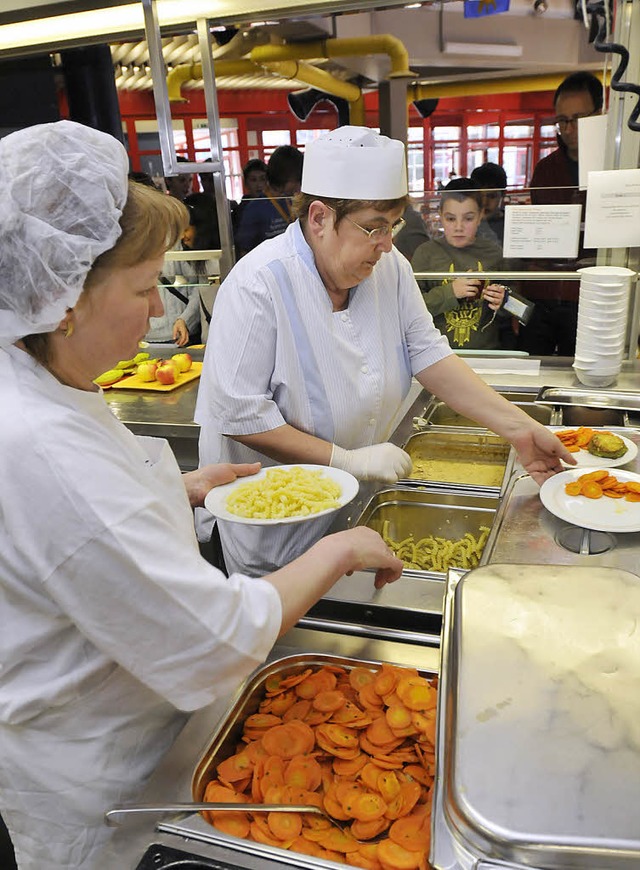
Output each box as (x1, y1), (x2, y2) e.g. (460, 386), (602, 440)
(330, 527), (404, 589)
(330, 443), (412, 483)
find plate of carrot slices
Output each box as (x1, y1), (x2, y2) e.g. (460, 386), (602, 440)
(540, 467), (640, 532)
(196, 661), (436, 868)
(548, 426), (637, 468)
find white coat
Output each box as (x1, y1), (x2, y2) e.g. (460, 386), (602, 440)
(195, 220), (451, 576)
(0, 345), (282, 869)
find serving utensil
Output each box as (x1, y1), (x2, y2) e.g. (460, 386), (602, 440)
(105, 801), (385, 842)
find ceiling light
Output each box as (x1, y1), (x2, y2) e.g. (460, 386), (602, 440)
(533, 0), (548, 13)
(443, 41), (523, 58)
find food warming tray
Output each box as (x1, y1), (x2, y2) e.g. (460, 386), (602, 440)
(355, 486), (499, 579)
(400, 429), (512, 494)
(192, 652), (436, 801)
(535, 385), (640, 413)
(423, 392), (554, 427)
(433, 563), (640, 870)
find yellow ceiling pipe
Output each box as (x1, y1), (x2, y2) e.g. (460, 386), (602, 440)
(250, 35), (413, 78)
(167, 60), (258, 100)
(263, 60), (361, 101)
(408, 70), (610, 101)
(166, 56), (365, 123)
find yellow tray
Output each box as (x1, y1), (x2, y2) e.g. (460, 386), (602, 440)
(111, 361), (203, 391)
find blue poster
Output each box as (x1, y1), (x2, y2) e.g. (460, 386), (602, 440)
(464, 0), (510, 17)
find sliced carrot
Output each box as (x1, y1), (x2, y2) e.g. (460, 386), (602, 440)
(379, 840), (425, 868)
(217, 750), (254, 783)
(313, 689), (347, 713)
(244, 713), (283, 731)
(333, 753), (368, 776)
(351, 791), (388, 822)
(262, 721), (315, 757)
(265, 690), (297, 716)
(367, 716), (399, 747)
(403, 764), (433, 788)
(320, 723), (360, 749)
(377, 770), (401, 803)
(336, 781), (365, 815)
(388, 813), (430, 852)
(250, 818), (291, 848)
(350, 667), (375, 691)
(564, 481), (582, 496)
(315, 826), (361, 853)
(581, 481), (603, 499)
(268, 811), (303, 841)
(283, 699), (312, 722)
(209, 812), (251, 839)
(350, 816), (389, 841)
(359, 682), (385, 710)
(373, 664), (399, 696)
(276, 668), (313, 691)
(284, 754), (323, 792)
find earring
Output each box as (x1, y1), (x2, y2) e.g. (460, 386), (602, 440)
(62, 321), (74, 339)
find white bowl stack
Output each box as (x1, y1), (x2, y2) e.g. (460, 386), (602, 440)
(573, 266), (636, 388)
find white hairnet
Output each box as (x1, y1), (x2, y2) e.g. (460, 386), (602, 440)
(0, 120), (129, 347)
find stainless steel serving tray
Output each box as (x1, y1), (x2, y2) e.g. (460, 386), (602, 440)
(355, 486), (500, 580)
(424, 392), (555, 427)
(400, 428), (513, 496)
(157, 653), (438, 870)
(433, 564), (640, 870)
(535, 385), (640, 413)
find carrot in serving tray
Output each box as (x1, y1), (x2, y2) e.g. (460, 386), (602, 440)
(202, 663), (437, 869)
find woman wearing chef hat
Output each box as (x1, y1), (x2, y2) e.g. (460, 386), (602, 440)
(0, 120), (404, 869)
(196, 126), (573, 577)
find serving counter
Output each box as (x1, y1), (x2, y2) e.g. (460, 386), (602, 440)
(97, 357), (640, 868)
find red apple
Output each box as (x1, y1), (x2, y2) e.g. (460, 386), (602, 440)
(155, 362), (177, 385)
(171, 352), (193, 373)
(137, 361), (158, 382)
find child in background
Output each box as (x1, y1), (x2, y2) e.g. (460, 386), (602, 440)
(411, 179), (513, 350)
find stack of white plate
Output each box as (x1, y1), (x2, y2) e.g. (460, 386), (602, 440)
(573, 266), (635, 387)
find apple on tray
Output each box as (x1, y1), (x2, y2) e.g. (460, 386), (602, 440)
(155, 360), (178, 385)
(171, 352), (193, 373)
(136, 360), (158, 382)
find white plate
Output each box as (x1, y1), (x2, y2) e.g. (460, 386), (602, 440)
(547, 427), (637, 469)
(540, 468), (640, 532)
(204, 464), (359, 525)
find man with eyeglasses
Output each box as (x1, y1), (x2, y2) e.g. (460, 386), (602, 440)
(519, 71), (604, 356)
(195, 126), (572, 578)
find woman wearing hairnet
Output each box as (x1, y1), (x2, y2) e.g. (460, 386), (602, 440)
(0, 121), (403, 869)
(196, 126), (573, 577)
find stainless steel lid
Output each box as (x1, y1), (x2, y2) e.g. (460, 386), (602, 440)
(437, 564), (640, 869)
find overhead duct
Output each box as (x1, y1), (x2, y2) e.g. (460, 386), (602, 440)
(288, 87), (350, 126)
(249, 36), (414, 78)
(408, 70), (608, 101)
(167, 56), (365, 123)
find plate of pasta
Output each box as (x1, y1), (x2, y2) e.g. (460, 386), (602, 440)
(204, 464), (359, 525)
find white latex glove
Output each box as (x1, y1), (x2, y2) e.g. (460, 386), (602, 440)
(330, 443), (413, 483)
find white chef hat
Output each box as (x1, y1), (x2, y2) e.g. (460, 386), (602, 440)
(301, 126), (408, 200)
(0, 120), (129, 348)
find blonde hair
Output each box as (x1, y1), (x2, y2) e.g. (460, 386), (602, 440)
(23, 182), (189, 365)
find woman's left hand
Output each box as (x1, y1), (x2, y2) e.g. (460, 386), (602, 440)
(183, 462), (261, 508)
(510, 424), (576, 485)
(172, 318), (189, 347)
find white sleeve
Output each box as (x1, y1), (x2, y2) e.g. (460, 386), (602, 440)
(45, 509), (282, 712)
(198, 273), (287, 436)
(396, 251), (452, 373)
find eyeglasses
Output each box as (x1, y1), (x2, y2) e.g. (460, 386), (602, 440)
(326, 205), (406, 242)
(554, 112), (596, 131)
